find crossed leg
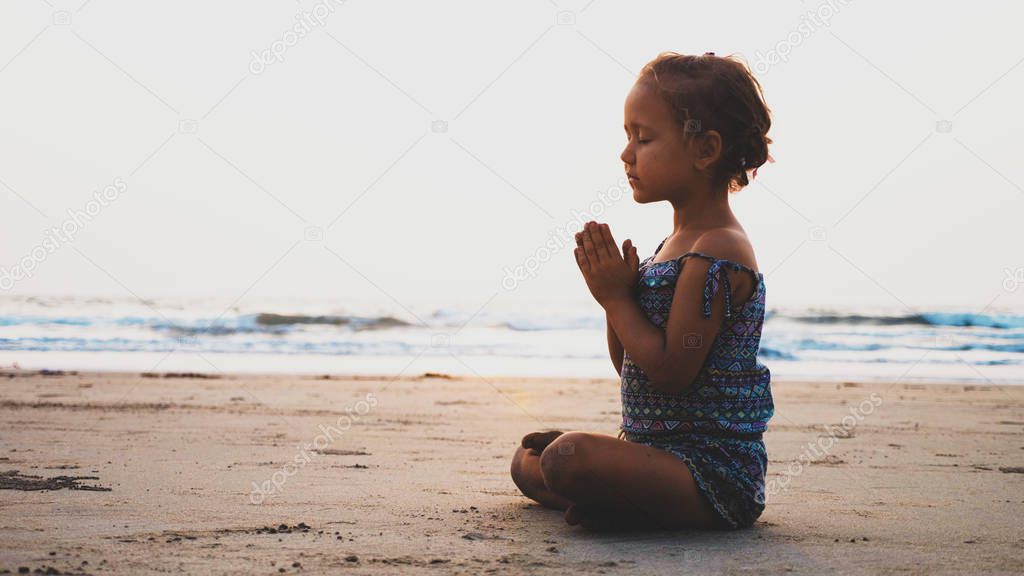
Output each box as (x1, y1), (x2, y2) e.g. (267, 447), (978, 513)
(510, 431), (573, 511)
(510, 430), (725, 530)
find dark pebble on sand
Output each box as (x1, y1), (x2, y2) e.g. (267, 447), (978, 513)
(18, 569), (29, 575)
(547, 546), (559, 553)
(345, 555), (358, 563)
(292, 562), (300, 568)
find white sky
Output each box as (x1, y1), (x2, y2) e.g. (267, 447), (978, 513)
(1, 1), (1022, 316)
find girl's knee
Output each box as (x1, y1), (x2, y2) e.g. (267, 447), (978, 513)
(539, 432), (589, 494)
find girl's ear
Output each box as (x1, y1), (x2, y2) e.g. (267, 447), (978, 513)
(693, 130), (723, 171)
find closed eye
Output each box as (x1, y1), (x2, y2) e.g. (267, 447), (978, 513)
(624, 132), (651, 145)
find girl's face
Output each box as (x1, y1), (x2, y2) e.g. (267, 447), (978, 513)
(620, 80), (704, 203)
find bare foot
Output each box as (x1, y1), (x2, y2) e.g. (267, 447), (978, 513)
(564, 504), (619, 531)
(521, 430), (564, 452)
(564, 503), (586, 525)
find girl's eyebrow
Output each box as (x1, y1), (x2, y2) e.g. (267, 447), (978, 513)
(625, 121), (654, 130)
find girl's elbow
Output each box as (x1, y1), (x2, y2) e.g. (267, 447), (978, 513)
(645, 366), (676, 393)
(649, 365), (698, 395)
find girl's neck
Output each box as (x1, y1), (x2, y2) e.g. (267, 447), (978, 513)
(669, 186), (735, 234)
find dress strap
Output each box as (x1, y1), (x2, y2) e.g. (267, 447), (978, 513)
(676, 252), (756, 321)
(650, 238), (760, 320)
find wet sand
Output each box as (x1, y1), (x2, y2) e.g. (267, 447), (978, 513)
(0, 369), (1022, 575)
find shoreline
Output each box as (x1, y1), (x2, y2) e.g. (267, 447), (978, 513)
(1, 370), (1022, 574)
(3, 356), (1023, 387)
(5, 366), (1024, 390)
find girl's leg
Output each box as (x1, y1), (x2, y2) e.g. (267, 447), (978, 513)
(538, 431), (725, 531)
(510, 431), (573, 510)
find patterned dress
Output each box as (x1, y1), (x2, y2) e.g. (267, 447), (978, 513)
(617, 238), (774, 529)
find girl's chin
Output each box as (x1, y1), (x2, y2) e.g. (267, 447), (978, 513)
(632, 187), (655, 204)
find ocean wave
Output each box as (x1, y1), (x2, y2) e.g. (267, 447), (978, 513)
(2, 299), (1023, 376)
(0, 313), (415, 336)
(919, 312), (1024, 329)
(766, 339), (1024, 356)
(757, 347), (796, 360)
(940, 342), (1024, 354)
(793, 339), (888, 352)
(780, 312), (1024, 329)
(0, 315), (94, 327)
(253, 313), (412, 330)
(501, 318), (603, 332)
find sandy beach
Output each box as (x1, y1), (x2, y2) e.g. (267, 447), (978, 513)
(0, 369), (1022, 575)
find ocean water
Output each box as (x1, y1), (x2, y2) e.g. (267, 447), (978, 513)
(0, 295), (1021, 384)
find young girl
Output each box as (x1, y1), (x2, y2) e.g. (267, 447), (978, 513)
(510, 51), (775, 531)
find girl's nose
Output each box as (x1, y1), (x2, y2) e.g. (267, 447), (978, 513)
(620, 144), (633, 165)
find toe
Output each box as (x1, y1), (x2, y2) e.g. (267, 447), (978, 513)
(521, 430), (564, 451)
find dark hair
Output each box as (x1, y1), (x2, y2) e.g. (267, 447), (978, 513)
(638, 51), (773, 193)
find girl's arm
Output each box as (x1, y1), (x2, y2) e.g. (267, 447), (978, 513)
(601, 275), (721, 395)
(577, 229), (633, 377)
(576, 223), (731, 396)
(607, 315), (625, 376)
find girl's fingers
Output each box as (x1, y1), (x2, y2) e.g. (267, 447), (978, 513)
(591, 222), (608, 259)
(598, 224), (617, 259)
(622, 237), (638, 266)
(582, 225), (600, 264)
(574, 245), (589, 272)
(587, 223), (607, 262)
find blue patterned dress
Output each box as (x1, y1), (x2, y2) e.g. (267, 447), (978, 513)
(617, 238), (774, 529)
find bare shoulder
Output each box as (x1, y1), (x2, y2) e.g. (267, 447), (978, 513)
(690, 227), (759, 273)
